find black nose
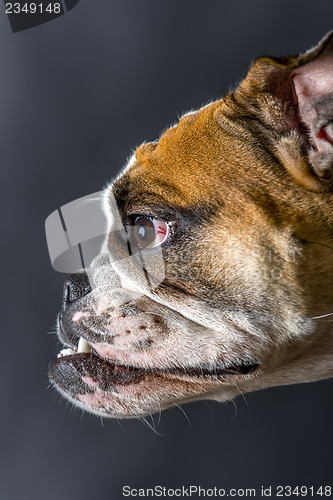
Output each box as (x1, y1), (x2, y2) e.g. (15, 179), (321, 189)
(62, 272), (92, 310)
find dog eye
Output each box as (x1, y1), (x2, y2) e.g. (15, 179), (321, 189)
(133, 217), (169, 248)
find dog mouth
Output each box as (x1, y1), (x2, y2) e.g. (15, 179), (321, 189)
(49, 336), (258, 417)
(51, 339), (257, 380)
(50, 276), (259, 417)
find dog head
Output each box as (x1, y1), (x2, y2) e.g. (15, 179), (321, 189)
(49, 32), (333, 418)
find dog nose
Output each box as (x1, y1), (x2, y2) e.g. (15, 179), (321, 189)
(62, 272), (92, 308)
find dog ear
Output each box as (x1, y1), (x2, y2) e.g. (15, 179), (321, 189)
(291, 32), (333, 188)
(231, 32), (333, 192)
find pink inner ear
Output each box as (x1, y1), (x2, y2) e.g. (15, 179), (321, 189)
(293, 53), (333, 105)
(292, 41), (333, 153)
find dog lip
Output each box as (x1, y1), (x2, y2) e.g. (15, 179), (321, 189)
(50, 349), (258, 387)
(158, 362), (259, 378)
(49, 352), (148, 394)
(58, 311), (79, 350)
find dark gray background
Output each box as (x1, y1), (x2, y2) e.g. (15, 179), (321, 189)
(1, 1), (333, 499)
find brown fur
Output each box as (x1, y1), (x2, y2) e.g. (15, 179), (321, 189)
(50, 32), (333, 418)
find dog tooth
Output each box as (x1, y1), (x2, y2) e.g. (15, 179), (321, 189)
(77, 337), (91, 354)
(57, 348), (76, 358)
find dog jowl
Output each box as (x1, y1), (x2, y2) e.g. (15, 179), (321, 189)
(49, 32), (333, 418)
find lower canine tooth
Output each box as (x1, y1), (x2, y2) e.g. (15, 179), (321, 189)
(57, 348), (76, 358)
(78, 337), (91, 353)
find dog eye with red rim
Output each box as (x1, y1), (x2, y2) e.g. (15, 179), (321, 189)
(133, 217), (169, 248)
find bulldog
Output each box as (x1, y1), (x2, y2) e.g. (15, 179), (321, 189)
(49, 32), (333, 418)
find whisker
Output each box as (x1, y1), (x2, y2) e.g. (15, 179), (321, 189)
(229, 398), (238, 421)
(232, 382), (248, 406)
(156, 403), (162, 427)
(174, 404), (192, 427)
(140, 416), (162, 436)
(116, 418), (126, 432)
(311, 312), (333, 319)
